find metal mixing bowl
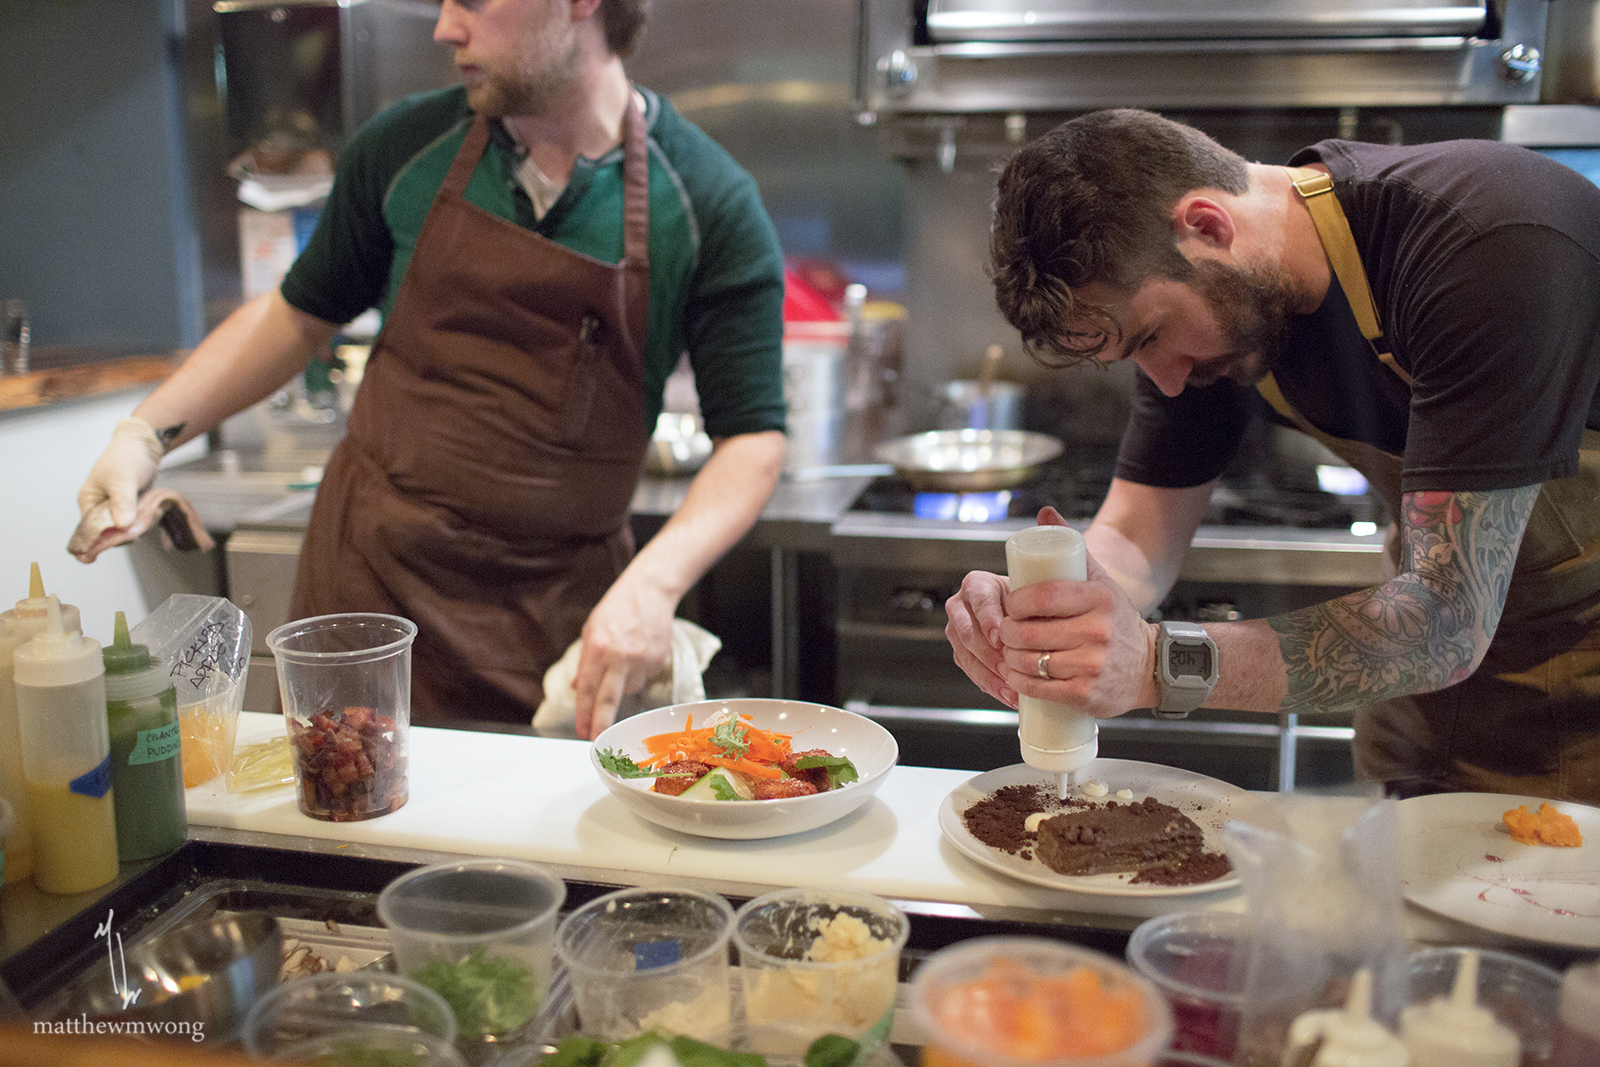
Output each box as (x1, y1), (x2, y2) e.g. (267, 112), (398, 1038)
(50, 910), (283, 1043)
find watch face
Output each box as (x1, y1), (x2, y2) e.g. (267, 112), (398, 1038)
(1170, 642), (1213, 678)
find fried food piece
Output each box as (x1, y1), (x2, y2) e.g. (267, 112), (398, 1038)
(753, 776), (818, 800)
(782, 748), (834, 793)
(652, 760), (712, 796)
(1503, 802), (1584, 846)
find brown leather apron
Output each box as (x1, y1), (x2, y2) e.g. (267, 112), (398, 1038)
(1251, 168), (1600, 802)
(289, 102), (652, 726)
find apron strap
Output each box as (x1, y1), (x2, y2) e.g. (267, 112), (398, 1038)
(1287, 166), (1412, 387)
(443, 114), (493, 199)
(621, 89), (650, 271)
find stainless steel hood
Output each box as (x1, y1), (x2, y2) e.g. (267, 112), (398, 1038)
(857, 0), (1549, 124)
(923, 0), (1494, 44)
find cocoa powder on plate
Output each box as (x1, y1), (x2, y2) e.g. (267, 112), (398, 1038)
(961, 784), (1231, 886)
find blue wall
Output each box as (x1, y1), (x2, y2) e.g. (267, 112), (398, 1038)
(0, 0), (203, 352)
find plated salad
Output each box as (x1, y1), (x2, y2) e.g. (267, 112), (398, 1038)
(597, 712), (858, 801)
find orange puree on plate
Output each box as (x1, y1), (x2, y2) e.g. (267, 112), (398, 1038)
(923, 958), (1150, 1066)
(1502, 802), (1583, 847)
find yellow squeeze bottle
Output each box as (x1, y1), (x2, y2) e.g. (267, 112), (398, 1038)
(13, 595), (118, 895)
(0, 563), (83, 885)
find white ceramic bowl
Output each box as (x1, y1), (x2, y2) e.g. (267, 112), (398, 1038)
(590, 698), (898, 839)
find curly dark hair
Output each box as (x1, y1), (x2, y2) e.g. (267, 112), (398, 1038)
(989, 109), (1250, 366)
(603, 0), (651, 59)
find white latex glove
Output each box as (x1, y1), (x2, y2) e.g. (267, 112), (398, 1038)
(78, 416), (164, 529)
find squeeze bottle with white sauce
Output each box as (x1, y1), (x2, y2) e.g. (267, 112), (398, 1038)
(103, 610), (186, 861)
(0, 563), (82, 885)
(1283, 968), (1411, 1067)
(13, 596), (118, 894)
(1398, 950), (1518, 1067)
(1552, 958), (1600, 1067)
(1005, 525), (1097, 796)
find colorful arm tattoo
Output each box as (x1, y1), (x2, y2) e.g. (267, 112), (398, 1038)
(1269, 485), (1539, 714)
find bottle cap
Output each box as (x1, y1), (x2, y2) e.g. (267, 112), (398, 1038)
(1287, 968), (1411, 1067)
(3, 562), (82, 639)
(13, 596), (103, 689)
(102, 610), (171, 702)
(1400, 950), (1518, 1067)
(102, 611), (150, 673)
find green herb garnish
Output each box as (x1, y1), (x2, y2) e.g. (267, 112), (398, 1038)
(597, 748), (693, 780)
(411, 946), (539, 1037)
(793, 753), (859, 789)
(710, 717), (750, 760)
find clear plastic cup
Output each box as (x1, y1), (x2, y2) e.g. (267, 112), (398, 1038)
(1125, 910), (1252, 1060)
(266, 613), (416, 822)
(377, 859), (566, 1041)
(909, 935), (1174, 1067)
(734, 887), (910, 1062)
(1406, 946), (1564, 1065)
(272, 1027), (469, 1066)
(240, 971), (458, 1058)
(556, 886), (736, 1046)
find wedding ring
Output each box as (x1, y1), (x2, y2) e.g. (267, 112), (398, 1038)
(1036, 651), (1051, 679)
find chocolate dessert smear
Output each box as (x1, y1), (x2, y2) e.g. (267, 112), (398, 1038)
(961, 783), (1232, 887)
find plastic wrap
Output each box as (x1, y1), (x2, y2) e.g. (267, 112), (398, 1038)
(1221, 796), (1409, 1067)
(131, 595), (251, 792)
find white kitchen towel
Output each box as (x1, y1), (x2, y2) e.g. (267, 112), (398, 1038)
(531, 619), (722, 737)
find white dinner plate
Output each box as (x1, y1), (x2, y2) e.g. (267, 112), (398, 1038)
(938, 761), (1289, 897)
(1398, 792), (1600, 948)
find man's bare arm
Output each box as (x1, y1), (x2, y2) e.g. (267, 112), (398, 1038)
(1268, 485), (1539, 713)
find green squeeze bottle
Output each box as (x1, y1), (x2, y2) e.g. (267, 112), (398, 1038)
(103, 611), (186, 861)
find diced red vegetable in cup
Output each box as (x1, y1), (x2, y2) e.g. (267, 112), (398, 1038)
(289, 705), (408, 821)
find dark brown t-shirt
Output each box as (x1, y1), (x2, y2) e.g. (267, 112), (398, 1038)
(1115, 138), (1600, 495)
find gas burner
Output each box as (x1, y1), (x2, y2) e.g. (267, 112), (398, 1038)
(851, 449), (1117, 523)
(912, 490), (1014, 522)
(850, 448), (1381, 530)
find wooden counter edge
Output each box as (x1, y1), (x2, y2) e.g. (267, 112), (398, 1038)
(0, 1024), (261, 1066)
(0, 353), (187, 415)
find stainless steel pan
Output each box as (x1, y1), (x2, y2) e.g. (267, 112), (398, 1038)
(871, 428), (1064, 492)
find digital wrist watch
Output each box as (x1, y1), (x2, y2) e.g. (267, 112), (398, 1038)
(1154, 620), (1219, 719)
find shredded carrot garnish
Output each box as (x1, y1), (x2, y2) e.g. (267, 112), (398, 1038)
(639, 714), (794, 780)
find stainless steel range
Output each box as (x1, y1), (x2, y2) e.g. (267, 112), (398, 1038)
(830, 438), (1388, 790)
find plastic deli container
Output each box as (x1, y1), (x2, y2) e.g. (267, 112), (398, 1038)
(267, 613), (415, 822)
(1125, 910), (1252, 1060)
(378, 859), (566, 1041)
(555, 886), (736, 1047)
(909, 935), (1174, 1067)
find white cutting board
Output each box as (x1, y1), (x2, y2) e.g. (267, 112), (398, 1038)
(184, 713), (1231, 919)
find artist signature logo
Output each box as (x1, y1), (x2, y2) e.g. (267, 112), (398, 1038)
(95, 909), (138, 1009)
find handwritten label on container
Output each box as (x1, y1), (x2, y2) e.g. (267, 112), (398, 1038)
(128, 721), (182, 766)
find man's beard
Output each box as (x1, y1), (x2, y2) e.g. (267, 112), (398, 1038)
(465, 36), (583, 118)
(1184, 259), (1300, 387)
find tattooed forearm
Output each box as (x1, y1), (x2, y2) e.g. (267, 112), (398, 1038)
(1269, 485), (1538, 715)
